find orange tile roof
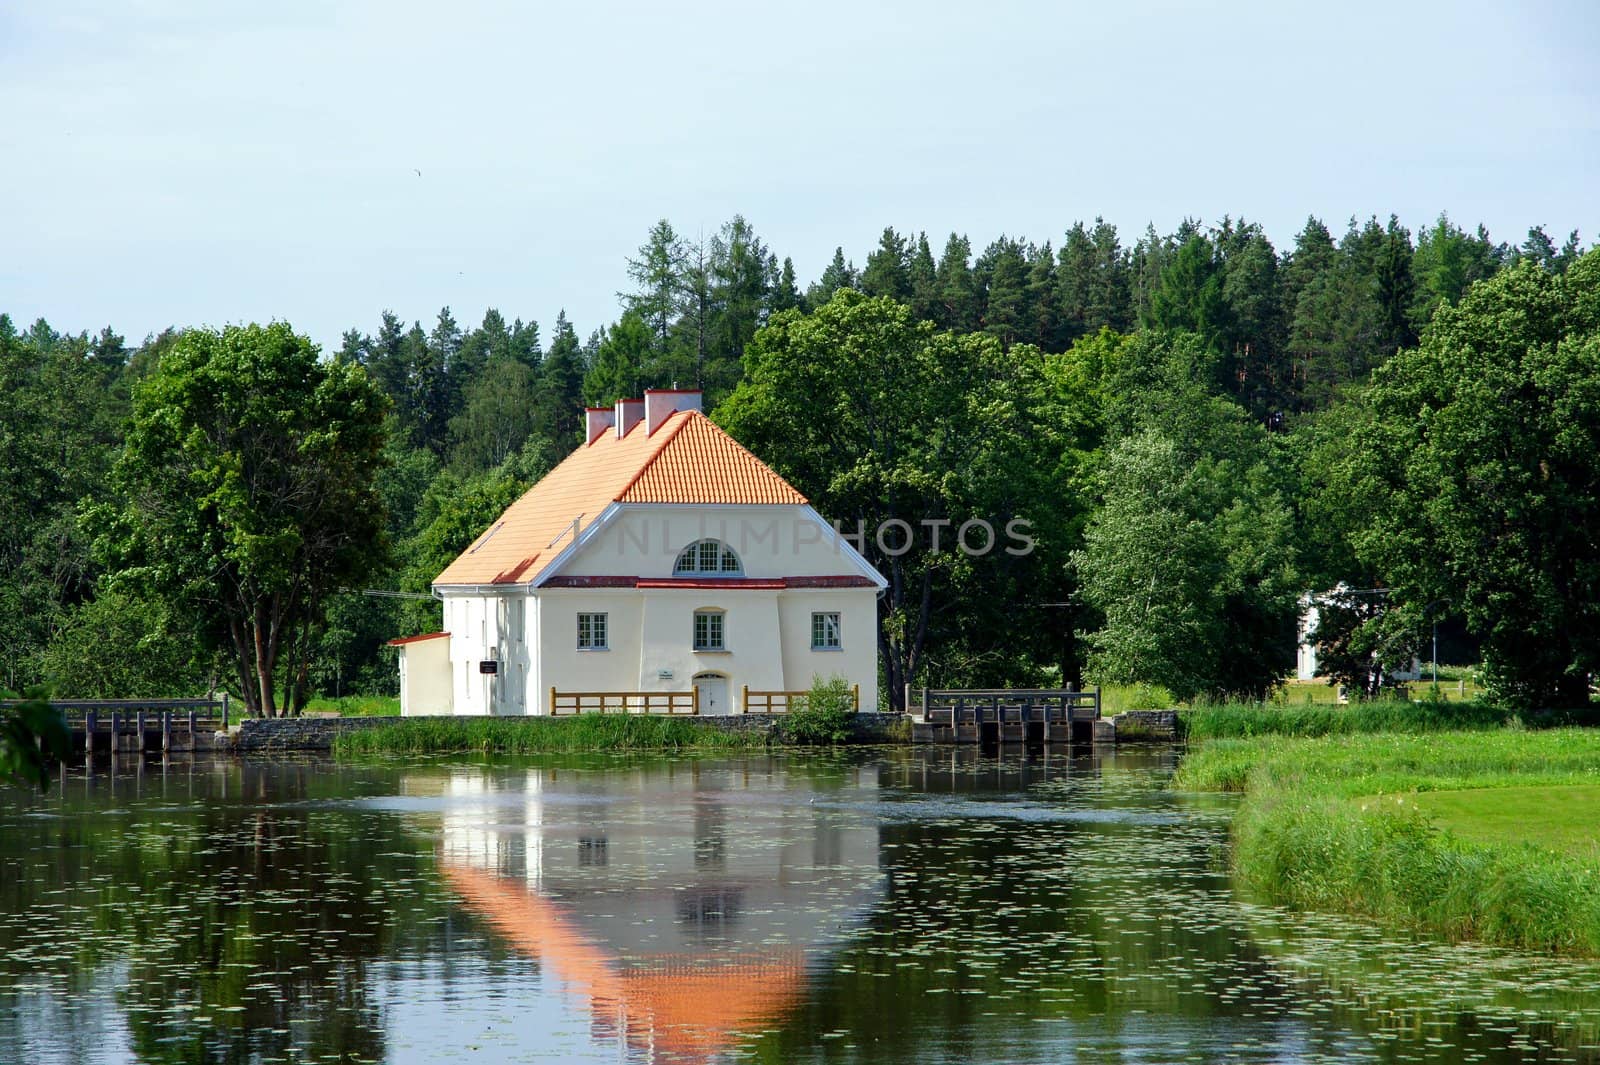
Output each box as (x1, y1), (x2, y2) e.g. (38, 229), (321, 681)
(433, 409), (808, 587)
(442, 861), (807, 1062)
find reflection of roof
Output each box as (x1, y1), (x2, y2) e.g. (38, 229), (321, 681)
(434, 409), (808, 588)
(443, 861), (807, 1064)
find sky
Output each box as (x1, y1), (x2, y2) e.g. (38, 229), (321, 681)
(2, 0), (1597, 350)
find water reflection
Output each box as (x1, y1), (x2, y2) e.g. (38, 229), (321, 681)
(2, 748), (1599, 1065)
(423, 761), (882, 1063)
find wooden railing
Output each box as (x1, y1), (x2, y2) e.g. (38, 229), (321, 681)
(3, 696), (233, 730)
(741, 685), (861, 715)
(548, 688), (699, 716)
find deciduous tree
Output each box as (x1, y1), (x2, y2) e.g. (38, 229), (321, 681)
(96, 323), (389, 717)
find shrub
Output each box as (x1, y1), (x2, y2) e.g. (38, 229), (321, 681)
(782, 674), (857, 745)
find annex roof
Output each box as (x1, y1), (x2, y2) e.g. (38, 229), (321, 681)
(433, 409), (809, 587)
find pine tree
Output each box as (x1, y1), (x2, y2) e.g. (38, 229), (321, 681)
(1373, 216), (1417, 356)
(935, 234), (979, 331)
(1217, 221), (1285, 415)
(908, 233), (939, 324)
(510, 318), (542, 368)
(368, 311), (412, 412)
(862, 227), (912, 301)
(1519, 225), (1559, 268)
(1087, 218), (1132, 332)
(670, 237), (715, 390)
(623, 219), (686, 356)
(88, 326), (128, 372)
(1057, 222), (1096, 341)
(708, 215), (772, 399)
(771, 257), (804, 313)
(977, 237), (1028, 348)
(1026, 241), (1060, 350)
(1281, 217), (1338, 318)
(538, 311), (585, 448)
(583, 311), (655, 406)
(1150, 234), (1228, 352)
(808, 247), (857, 306)
(408, 318), (452, 455)
(1130, 224), (1170, 329)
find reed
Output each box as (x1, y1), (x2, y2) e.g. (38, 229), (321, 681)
(1176, 729), (1600, 954)
(331, 714), (770, 755)
(1177, 698), (1600, 740)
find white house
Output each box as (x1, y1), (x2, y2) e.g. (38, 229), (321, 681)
(391, 389), (886, 716)
(1296, 587), (1422, 684)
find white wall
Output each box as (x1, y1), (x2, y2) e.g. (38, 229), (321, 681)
(533, 586), (878, 713)
(398, 636), (453, 716)
(442, 591), (535, 716)
(777, 588), (879, 710)
(562, 505), (875, 581)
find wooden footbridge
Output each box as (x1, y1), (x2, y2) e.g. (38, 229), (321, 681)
(9, 697), (235, 757)
(909, 687), (1101, 745)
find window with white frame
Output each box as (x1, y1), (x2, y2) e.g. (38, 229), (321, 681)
(811, 611), (842, 650)
(674, 539), (742, 576)
(693, 609), (725, 651)
(577, 612), (608, 650)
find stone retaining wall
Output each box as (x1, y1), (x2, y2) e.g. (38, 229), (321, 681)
(235, 716), (400, 751)
(1107, 709), (1181, 741)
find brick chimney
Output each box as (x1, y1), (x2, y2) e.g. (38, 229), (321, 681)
(644, 389), (702, 435)
(584, 406), (615, 445)
(614, 397), (645, 438)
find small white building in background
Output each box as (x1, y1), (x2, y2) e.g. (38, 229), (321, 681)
(391, 390), (886, 716)
(1296, 588), (1422, 683)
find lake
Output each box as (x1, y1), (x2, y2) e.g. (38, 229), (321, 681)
(2, 746), (1598, 1064)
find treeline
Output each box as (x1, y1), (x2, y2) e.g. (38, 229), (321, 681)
(1, 210), (1592, 709)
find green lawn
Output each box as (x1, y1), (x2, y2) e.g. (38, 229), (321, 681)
(1408, 784), (1600, 857)
(301, 695), (400, 717)
(1176, 729), (1600, 954)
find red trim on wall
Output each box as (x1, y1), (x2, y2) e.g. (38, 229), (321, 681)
(540, 575), (877, 589)
(388, 631), (450, 646)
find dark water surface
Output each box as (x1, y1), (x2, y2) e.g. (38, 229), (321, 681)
(3, 747), (1599, 1064)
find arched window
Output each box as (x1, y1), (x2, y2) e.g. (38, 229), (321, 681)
(674, 539), (742, 576)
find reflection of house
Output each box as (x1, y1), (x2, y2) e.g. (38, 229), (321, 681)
(1296, 588), (1421, 683)
(424, 763), (882, 1063)
(392, 390), (886, 716)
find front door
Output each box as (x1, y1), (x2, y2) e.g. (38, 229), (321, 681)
(694, 673), (729, 716)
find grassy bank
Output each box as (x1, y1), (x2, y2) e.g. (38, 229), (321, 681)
(1176, 729), (1600, 954)
(1178, 698), (1600, 740)
(331, 714), (772, 756)
(302, 695), (401, 717)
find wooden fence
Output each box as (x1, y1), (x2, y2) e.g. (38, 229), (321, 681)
(741, 685), (861, 715)
(548, 688), (699, 716)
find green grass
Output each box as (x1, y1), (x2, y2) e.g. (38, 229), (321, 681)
(1179, 698), (1511, 739)
(1175, 729), (1600, 954)
(1409, 785), (1600, 857)
(331, 714), (772, 756)
(1178, 698), (1600, 740)
(302, 695), (400, 717)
